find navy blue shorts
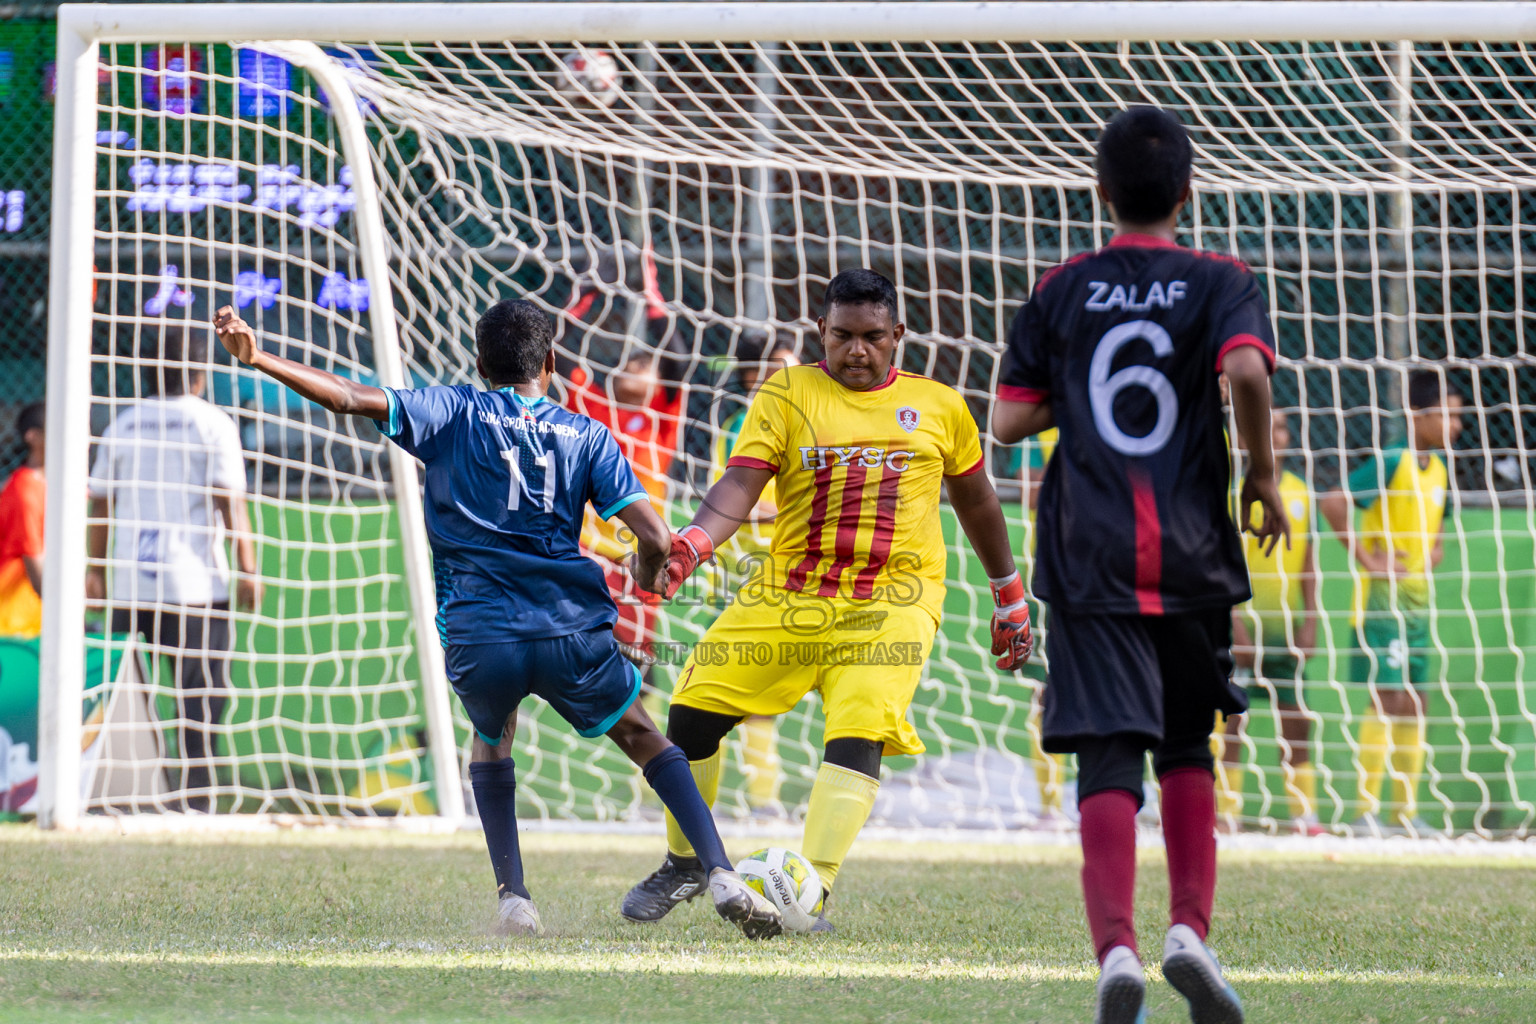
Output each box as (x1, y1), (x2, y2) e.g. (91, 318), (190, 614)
(444, 627), (643, 746)
(1041, 606), (1246, 755)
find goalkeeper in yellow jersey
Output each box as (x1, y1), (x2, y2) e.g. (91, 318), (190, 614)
(621, 269), (1033, 930)
(1320, 370), (1463, 836)
(1218, 412), (1320, 833)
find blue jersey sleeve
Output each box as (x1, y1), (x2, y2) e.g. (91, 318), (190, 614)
(587, 423), (649, 520)
(375, 386), (466, 461)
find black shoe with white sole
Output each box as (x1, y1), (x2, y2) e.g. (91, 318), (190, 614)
(620, 853), (708, 923)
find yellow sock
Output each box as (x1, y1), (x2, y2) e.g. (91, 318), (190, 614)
(1287, 761), (1318, 820)
(1389, 718), (1427, 822)
(1216, 763), (1247, 820)
(740, 716), (782, 810)
(665, 748), (723, 859)
(1356, 717), (1390, 815)
(1211, 713), (1243, 819)
(801, 762), (880, 892)
(1034, 752), (1069, 813)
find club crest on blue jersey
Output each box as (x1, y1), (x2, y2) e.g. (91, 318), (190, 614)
(897, 406), (920, 433)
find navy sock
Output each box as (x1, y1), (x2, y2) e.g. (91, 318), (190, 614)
(469, 758), (529, 900)
(642, 745), (731, 874)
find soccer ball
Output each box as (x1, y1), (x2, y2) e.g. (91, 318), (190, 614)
(736, 847), (824, 933)
(558, 48), (622, 108)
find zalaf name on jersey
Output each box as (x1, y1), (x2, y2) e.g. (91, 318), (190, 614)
(997, 237), (1277, 616)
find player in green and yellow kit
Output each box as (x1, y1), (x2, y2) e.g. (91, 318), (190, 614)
(1320, 370), (1463, 836)
(1218, 413), (1320, 832)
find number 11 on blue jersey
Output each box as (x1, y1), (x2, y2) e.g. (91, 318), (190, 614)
(502, 447), (556, 512)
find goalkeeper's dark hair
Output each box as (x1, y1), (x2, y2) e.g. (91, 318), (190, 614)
(476, 299), (554, 384)
(140, 325), (209, 397)
(1407, 369), (1455, 411)
(1095, 106), (1193, 224)
(823, 268), (899, 324)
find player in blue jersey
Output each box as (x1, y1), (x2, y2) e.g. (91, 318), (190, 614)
(992, 108), (1288, 1024)
(213, 301), (781, 940)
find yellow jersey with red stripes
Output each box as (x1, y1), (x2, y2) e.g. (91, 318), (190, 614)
(726, 361), (984, 619)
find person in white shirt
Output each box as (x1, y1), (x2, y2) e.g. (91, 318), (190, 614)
(86, 326), (261, 812)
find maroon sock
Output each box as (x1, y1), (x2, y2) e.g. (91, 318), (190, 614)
(1160, 766), (1217, 940)
(1079, 788), (1139, 963)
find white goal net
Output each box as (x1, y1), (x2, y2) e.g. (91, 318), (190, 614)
(42, 4), (1536, 838)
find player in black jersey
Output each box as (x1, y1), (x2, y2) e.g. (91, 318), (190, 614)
(993, 107), (1288, 1024)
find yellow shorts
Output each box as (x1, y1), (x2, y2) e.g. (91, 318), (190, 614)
(672, 591), (936, 756)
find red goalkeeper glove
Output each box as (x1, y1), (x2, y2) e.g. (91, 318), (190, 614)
(662, 525), (714, 599)
(989, 570), (1034, 670)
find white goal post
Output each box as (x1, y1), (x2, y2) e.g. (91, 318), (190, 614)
(41, 3), (1536, 837)
(44, 23), (463, 827)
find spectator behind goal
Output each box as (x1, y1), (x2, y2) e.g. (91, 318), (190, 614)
(86, 325), (262, 813)
(567, 334), (691, 668)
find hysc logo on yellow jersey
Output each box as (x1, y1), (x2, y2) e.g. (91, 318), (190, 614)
(897, 406), (920, 432)
(798, 445), (916, 472)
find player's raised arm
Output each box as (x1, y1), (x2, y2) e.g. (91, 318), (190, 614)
(213, 307), (390, 421)
(1225, 344), (1291, 556)
(946, 468), (1033, 669)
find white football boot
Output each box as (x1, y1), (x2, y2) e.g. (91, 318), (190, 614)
(1162, 924), (1244, 1024)
(1094, 945), (1147, 1024)
(493, 893), (545, 937)
(707, 867), (783, 940)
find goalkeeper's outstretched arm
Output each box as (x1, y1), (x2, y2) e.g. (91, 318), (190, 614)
(690, 464), (774, 550)
(635, 463), (772, 598)
(213, 307), (390, 421)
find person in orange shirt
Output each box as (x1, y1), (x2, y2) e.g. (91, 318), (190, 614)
(0, 403), (47, 637)
(562, 241), (685, 501)
(567, 348), (685, 502)
(567, 333), (690, 669)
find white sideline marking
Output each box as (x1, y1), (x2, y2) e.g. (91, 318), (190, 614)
(0, 949), (1524, 989)
(46, 815), (1536, 859)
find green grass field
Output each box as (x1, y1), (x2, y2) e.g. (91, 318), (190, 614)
(1, 828), (1532, 1023)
